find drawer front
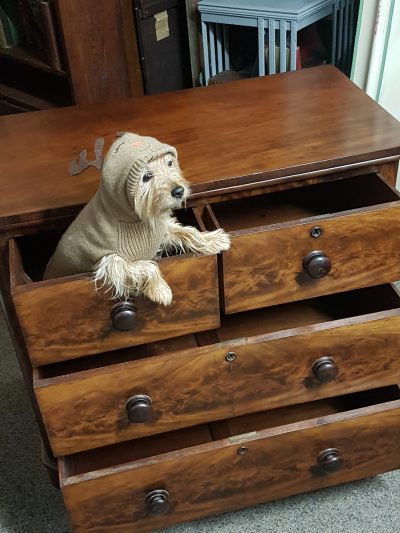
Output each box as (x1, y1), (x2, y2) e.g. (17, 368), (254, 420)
(11, 252), (219, 365)
(36, 308), (400, 456)
(222, 204), (400, 313)
(60, 395), (400, 532)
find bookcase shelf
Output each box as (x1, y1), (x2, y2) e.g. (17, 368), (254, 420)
(0, 81), (55, 110)
(0, 46), (66, 76)
(0, 52), (72, 111)
(0, 0), (145, 114)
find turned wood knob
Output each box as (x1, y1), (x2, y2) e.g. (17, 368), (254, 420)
(126, 395), (153, 423)
(302, 251), (331, 278)
(312, 357), (338, 383)
(110, 302), (137, 331)
(145, 490), (171, 516)
(318, 448), (344, 474)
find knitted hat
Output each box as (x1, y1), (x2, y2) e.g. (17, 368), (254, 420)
(101, 132), (178, 214)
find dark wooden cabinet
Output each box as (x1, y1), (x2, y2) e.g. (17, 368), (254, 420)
(0, 0), (145, 111)
(134, 0), (192, 94)
(1, 0), (195, 111)
(1, 66), (400, 531)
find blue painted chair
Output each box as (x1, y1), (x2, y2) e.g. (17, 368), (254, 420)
(333, 0), (356, 73)
(198, 0), (355, 84)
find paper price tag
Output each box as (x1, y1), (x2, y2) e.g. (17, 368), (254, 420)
(155, 11), (170, 42)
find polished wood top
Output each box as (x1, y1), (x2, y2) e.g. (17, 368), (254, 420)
(1, 65), (400, 226)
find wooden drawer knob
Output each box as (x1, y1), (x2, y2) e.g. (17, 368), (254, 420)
(110, 302), (137, 331)
(145, 489), (170, 516)
(318, 448), (344, 474)
(302, 251), (331, 278)
(126, 395), (153, 423)
(312, 357), (338, 383)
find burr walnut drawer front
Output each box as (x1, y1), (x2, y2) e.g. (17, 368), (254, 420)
(9, 209), (220, 366)
(59, 386), (400, 533)
(204, 173), (400, 314)
(34, 284), (400, 456)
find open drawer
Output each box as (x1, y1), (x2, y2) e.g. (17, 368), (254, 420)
(35, 284), (400, 455)
(59, 385), (400, 532)
(203, 173), (400, 313)
(9, 208), (220, 366)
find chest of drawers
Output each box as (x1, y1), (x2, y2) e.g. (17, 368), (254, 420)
(1, 66), (400, 532)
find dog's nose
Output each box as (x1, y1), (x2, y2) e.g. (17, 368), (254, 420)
(171, 186), (184, 199)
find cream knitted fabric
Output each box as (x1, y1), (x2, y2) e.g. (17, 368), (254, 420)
(44, 133), (177, 279)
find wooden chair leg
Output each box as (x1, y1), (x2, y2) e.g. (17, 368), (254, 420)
(290, 21), (298, 70)
(258, 18), (265, 76)
(201, 19), (210, 85)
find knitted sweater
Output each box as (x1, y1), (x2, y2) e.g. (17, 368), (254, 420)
(44, 133), (177, 279)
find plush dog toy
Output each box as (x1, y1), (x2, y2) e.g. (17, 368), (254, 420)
(44, 133), (230, 305)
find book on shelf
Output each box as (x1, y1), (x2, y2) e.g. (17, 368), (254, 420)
(0, 1), (21, 48)
(37, 0), (62, 71)
(15, 0), (63, 71)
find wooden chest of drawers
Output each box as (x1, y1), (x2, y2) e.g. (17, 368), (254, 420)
(1, 66), (400, 532)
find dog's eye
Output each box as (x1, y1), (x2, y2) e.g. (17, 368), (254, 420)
(142, 171), (154, 182)
(168, 160), (173, 167)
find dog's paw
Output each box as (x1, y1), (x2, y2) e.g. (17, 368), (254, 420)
(146, 278), (173, 306)
(202, 229), (231, 254)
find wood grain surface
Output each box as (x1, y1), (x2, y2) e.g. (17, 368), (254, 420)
(57, 0), (137, 105)
(379, 161), (399, 188)
(59, 394), (400, 532)
(1, 66), (400, 226)
(1, 63), (400, 533)
(35, 289), (400, 456)
(217, 200), (400, 313)
(11, 252), (219, 365)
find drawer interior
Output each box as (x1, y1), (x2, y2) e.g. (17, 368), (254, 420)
(38, 283), (400, 378)
(12, 208), (203, 284)
(37, 333), (198, 377)
(212, 283), (400, 343)
(208, 174), (399, 232)
(64, 423), (213, 477)
(63, 385), (400, 477)
(210, 385), (400, 439)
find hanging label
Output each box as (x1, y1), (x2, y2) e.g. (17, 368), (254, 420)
(155, 11), (169, 41)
